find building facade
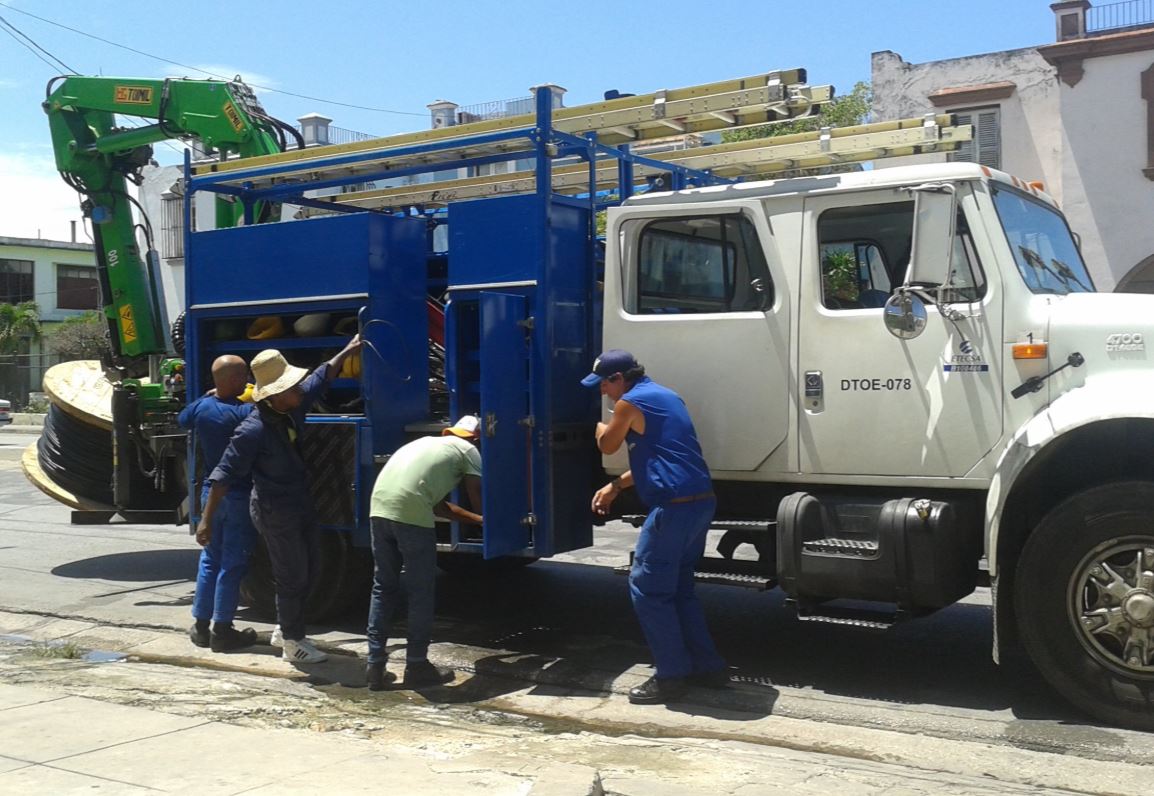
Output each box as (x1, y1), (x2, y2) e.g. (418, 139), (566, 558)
(871, 0), (1154, 292)
(0, 236), (100, 405)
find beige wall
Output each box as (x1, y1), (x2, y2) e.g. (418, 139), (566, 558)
(872, 43), (1154, 292)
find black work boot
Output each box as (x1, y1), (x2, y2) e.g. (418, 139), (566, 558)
(402, 660), (455, 688)
(628, 675), (689, 705)
(188, 621), (210, 649)
(366, 662), (398, 691)
(210, 624), (258, 652)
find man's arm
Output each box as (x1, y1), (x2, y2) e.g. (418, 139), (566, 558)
(595, 399), (643, 455)
(434, 500), (483, 525)
(462, 474), (482, 516)
(592, 470), (633, 516)
(196, 481), (228, 546)
(325, 334), (362, 383)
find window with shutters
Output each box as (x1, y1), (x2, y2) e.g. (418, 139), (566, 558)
(949, 107), (1001, 170)
(160, 193), (185, 260)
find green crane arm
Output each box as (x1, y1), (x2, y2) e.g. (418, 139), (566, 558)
(43, 76), (290, 373)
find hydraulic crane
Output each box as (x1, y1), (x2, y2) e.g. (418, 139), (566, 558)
(43, 75), (295, 514)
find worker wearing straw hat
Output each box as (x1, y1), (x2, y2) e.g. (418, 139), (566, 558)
(200, 335), (362, 665)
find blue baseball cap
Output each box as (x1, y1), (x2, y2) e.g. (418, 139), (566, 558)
(581, 349), (638, 387)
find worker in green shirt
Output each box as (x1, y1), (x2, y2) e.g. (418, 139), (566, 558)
(365, 415), (483, 690)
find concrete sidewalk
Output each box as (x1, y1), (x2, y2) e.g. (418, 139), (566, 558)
(0, 681), (600, 794)
(3, 616), (1154, 795)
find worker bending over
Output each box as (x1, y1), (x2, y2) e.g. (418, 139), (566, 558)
(365, 415), (483, 690)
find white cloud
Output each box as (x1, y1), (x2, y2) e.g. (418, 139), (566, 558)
(0, 151), (89, 242)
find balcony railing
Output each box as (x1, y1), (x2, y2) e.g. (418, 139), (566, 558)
(1087, 0), (1154, 33)
(456, 96), (534, 122)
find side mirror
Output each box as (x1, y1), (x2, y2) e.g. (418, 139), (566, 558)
(883, 290), (928, 340)
(905, 184), (957, 287)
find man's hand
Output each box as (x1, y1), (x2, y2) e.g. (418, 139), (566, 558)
(592, 482), (619, 516)
(195, 517), (212, 547)
(326, 333), (363, 379)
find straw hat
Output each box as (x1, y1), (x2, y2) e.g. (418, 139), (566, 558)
(251, 349), (308, 402)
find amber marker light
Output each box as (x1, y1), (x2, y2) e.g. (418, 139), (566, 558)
(1012, 342), (1048, 360)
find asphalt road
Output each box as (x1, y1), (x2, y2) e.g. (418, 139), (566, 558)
(1, 458), (1151, 773)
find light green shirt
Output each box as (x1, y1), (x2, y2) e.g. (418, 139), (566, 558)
(370, 436), (482, 528)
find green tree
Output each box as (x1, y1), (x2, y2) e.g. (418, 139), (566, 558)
(0, 301), (42, 406)
(47, 310), (110, 361)
(0, 301), (42, 355)
(721, 81), (873, 143)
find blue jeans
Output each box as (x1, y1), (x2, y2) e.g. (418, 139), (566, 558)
(366, 517), (437, 664)
(629, 498), (726, 679)
(192, 488), (257, 624)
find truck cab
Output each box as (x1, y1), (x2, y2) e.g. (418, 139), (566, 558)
(605, 162), (1154, 730)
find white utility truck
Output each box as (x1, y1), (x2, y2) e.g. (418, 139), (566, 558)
(604, 162), (1154, 730)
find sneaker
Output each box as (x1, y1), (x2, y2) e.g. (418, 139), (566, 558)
(210, 625), (258, 653)
(365, 662), (397, 691)
(269, 625), (283, 647)
(402, 660), (455, 688)
(281, 637), (328, 664)
(628, 675), (688, 705)
(688, 668), (731, 689)
(188, 623), (210, 649)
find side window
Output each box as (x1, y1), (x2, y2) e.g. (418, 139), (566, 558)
(949, 107), (1001, 171)
(631, 214), (772, 314)
(818, 202), (913, 310)
(817, 201), (986, 309)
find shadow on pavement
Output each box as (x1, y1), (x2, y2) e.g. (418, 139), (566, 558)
(51, 549), (200, 582)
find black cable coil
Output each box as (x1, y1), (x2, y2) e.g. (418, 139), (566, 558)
(37, 404), (114, 505)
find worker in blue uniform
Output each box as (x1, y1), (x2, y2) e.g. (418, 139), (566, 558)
(583, 349), (729, 704)
(200, 336), (362, 665)
(182, 354), (257, 652)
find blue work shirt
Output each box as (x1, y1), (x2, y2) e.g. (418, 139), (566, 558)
(178, 395), (254, 494)
(622, 376), (713, 507)
(208, 364), (330, 507)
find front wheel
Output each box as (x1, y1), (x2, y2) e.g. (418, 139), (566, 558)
(1015, 481), (1154, 730)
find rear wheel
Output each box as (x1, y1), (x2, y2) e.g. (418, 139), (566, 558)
(1015, 481), (1154, 730)
(240, 531), (370, 623)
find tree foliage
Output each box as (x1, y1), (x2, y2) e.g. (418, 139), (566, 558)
(0, 302), (42, 355)
(47, 311), (110, 361)
(721, 82), (873, 143)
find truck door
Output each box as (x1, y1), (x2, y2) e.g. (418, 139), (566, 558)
(603, 202), (790, 472)
(479, 291), (533, 558)
(797, 185), (1003, 477)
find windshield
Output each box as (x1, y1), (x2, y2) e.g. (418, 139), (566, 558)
(991, 184), (1094, 295)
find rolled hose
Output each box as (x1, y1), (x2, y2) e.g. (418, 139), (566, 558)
(37, 404), (114, 505)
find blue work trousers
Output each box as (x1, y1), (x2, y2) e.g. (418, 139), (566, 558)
(366, 517), (438, 665)
(192, 488), (257, 625)
(251, 498), (319, 641)
(629, 498), (726, 679)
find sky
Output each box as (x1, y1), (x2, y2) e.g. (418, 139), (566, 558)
(0, 0), (1057, 242)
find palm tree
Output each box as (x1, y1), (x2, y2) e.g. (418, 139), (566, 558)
(0, 302), (42, 406)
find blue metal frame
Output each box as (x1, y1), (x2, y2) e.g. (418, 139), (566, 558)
(180, 83), (734, 557)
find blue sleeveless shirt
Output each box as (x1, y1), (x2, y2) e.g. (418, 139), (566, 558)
(622, 376), (713, 507)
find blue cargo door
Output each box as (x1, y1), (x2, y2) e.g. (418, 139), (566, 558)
(479, 291), (532, 558)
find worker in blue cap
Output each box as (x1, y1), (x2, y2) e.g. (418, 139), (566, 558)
(582, 349), (728, 704)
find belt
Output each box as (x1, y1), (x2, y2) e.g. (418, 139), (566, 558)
(667, 492), (715, 505)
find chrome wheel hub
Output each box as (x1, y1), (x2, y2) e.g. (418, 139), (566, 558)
(1070, 543), (1154, 675)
